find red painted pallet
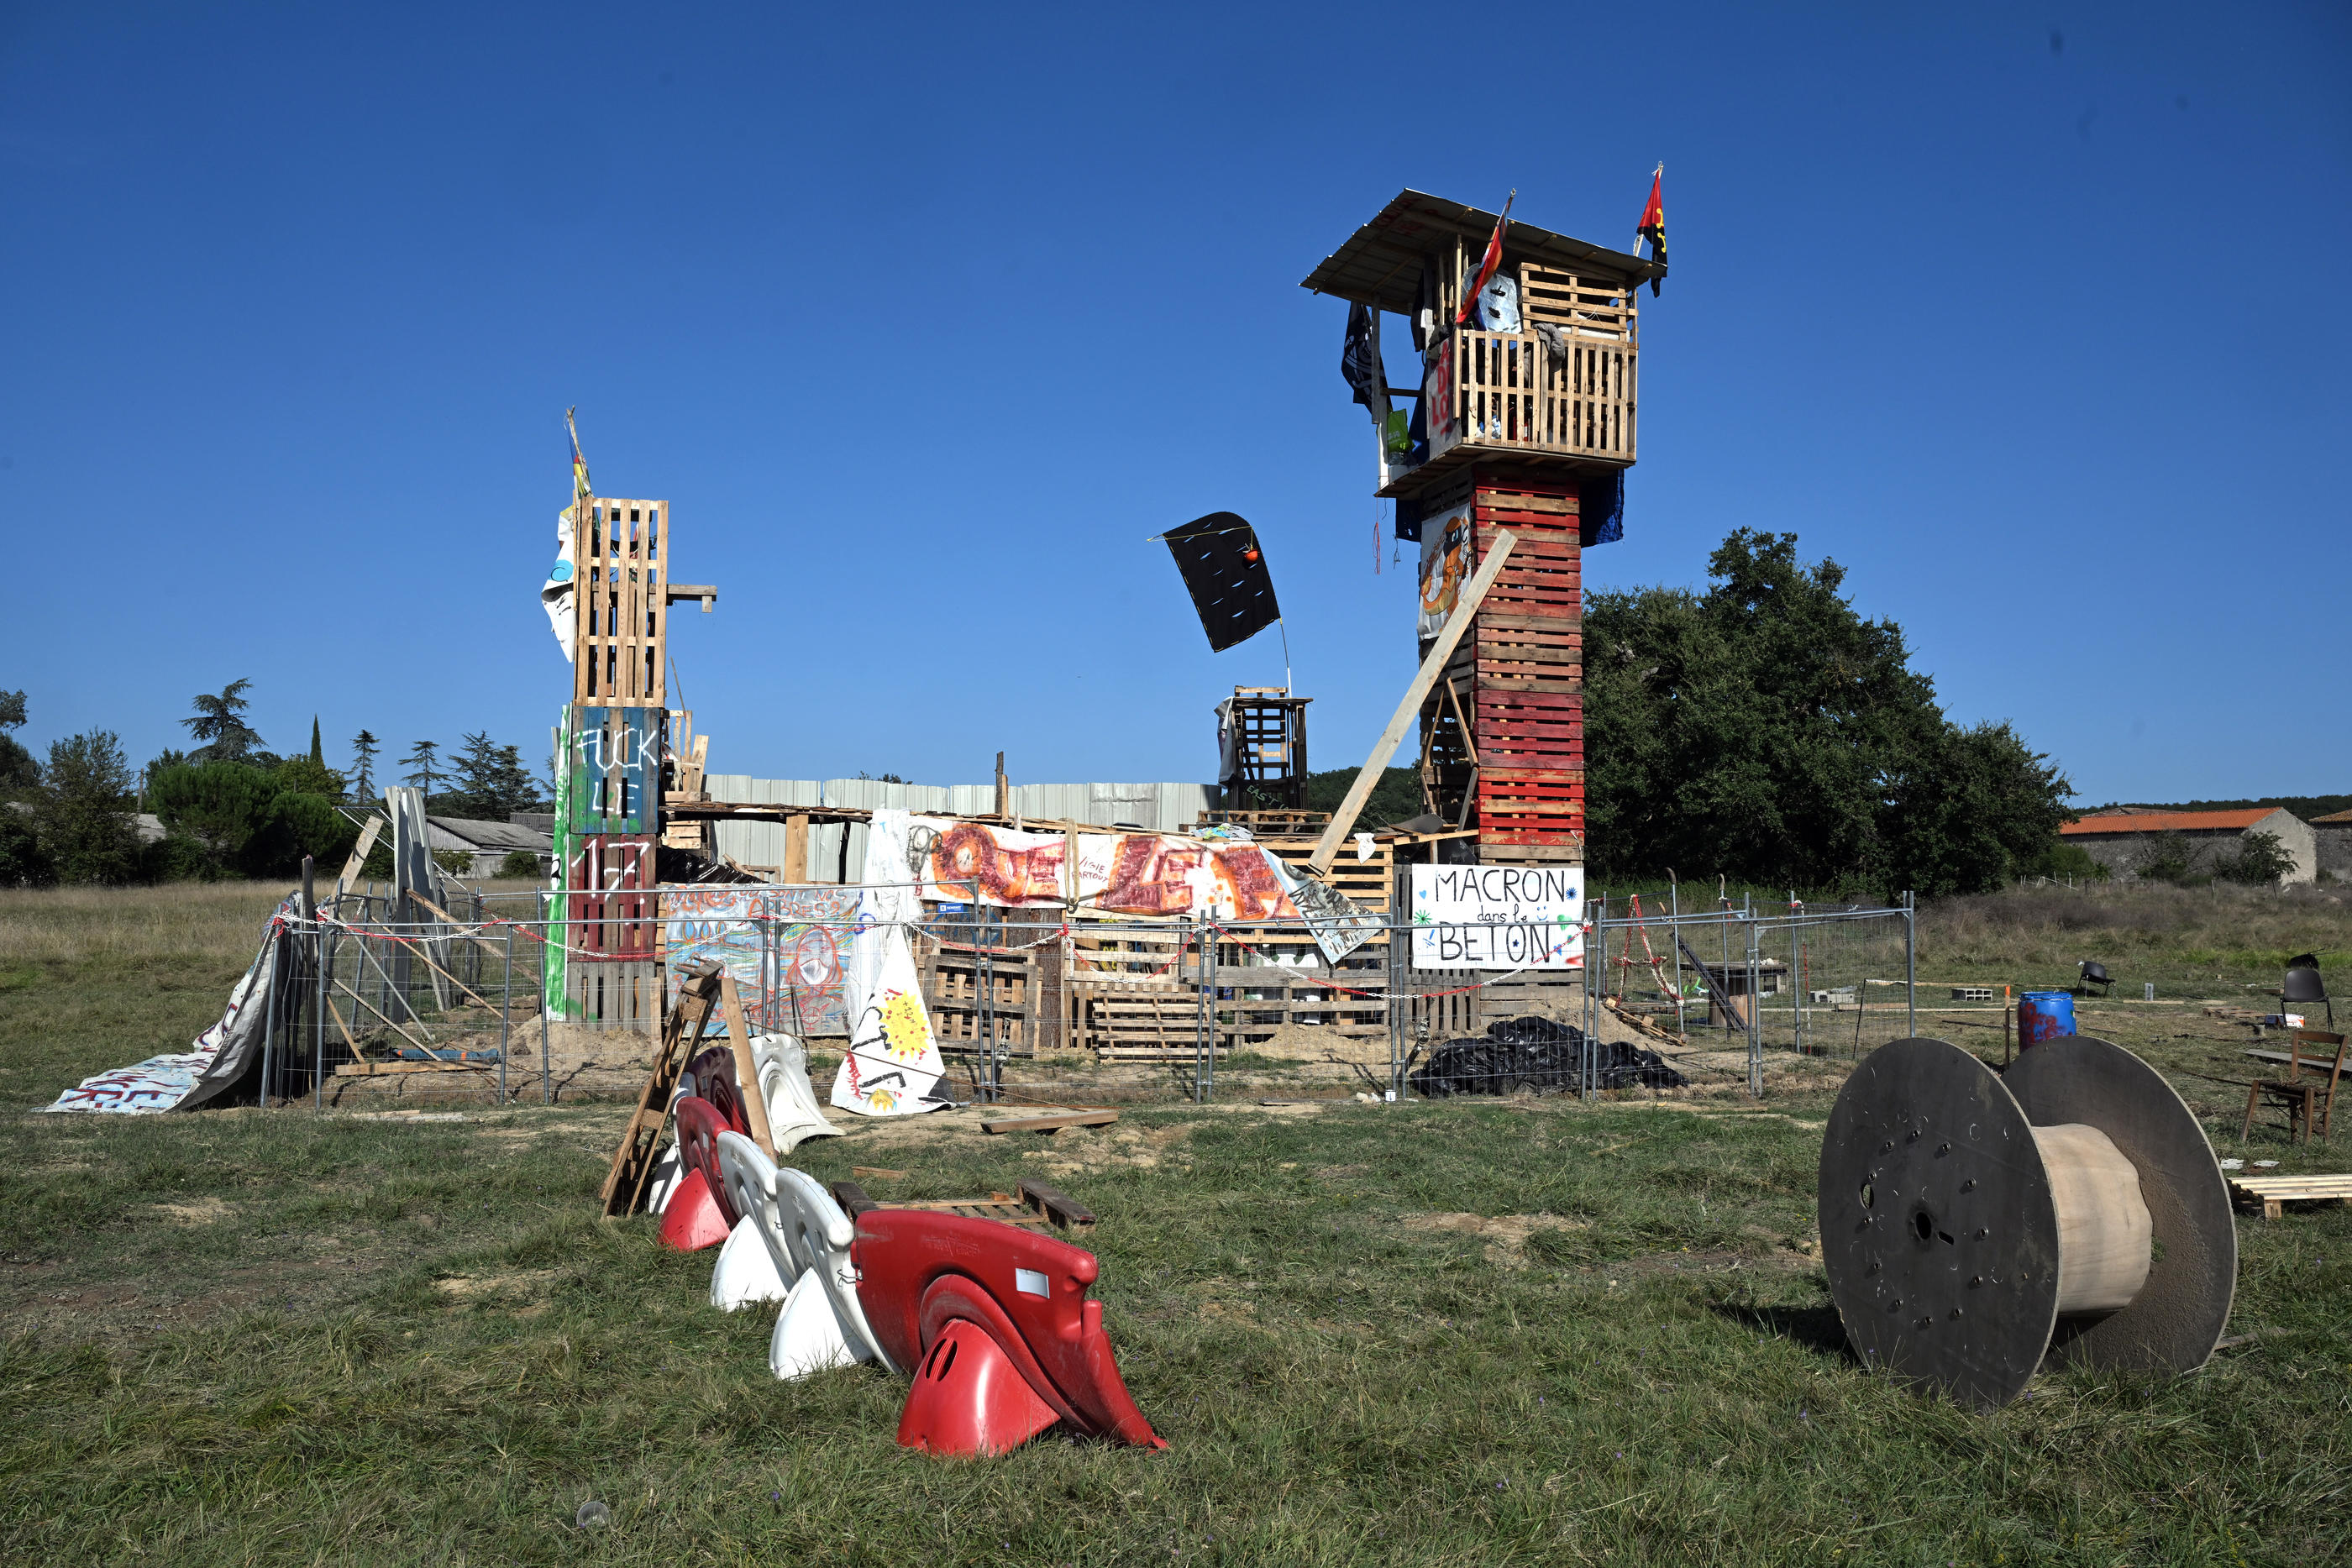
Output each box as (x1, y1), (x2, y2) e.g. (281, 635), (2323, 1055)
(568, 834), (657, 960)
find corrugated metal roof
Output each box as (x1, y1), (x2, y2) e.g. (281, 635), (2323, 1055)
(1300, 189), (1665, 315)
(428, 815), (553, 851)
(2061, 808), (2279, 836)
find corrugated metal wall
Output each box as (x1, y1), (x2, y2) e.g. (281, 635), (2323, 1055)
(701, 776), (1217, 881)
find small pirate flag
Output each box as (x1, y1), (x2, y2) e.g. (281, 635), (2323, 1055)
(1635, 166), (1666, 296)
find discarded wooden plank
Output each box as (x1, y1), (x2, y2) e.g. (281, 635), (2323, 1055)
(1017, 1178), (1096, 1230)
(335, 1061), (486, 1077)
(853, 1167), (911, 1180)
(831, 1179), (879, 1218)
(979, 1106), (1120, 1135)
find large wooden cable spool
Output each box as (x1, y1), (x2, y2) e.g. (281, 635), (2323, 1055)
(1817, 1036), (2235, 1409)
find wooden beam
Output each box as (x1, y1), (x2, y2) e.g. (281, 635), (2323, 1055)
(782, 814), (810, 883)
(336, 815), (386, 891)
(719, 971), (777, 1159)
(1309, 530), (1518, 873)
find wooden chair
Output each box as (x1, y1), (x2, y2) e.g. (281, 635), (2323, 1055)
(2241, 1029), (2349, 1145)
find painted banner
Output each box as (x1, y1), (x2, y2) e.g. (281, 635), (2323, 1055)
(661, 884), (862, 1037)
(1266, 854), (1382, 965)
(1410, 863), (1585, 970)
(907, 817), (1299, 923)
(1417, 501), (1473, 641)
(832, 809), (949, 1117)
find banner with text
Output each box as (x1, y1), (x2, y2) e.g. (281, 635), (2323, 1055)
(1410, 864), (1584, 969)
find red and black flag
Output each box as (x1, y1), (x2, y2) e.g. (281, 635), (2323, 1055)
(1635, 165), (1666, 296)
(1452, 190), (1515, 326)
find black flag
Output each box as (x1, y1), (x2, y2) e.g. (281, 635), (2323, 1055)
(1161, 513), (1280, 653)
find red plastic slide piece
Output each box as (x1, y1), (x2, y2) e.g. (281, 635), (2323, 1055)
(673, 1096), (741, 1229)
(895, 1319), (1061, 1457)
(658, 1167), (732, 1251)
(853, 1210), (1165, 1448)
(686, 1046), (753, 1136)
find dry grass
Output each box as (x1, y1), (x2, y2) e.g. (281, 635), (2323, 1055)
(0, 881), (290, 969)
(1918, 879), (2352, 997)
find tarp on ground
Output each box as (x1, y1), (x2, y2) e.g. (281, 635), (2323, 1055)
(39, 894), (299, 1114)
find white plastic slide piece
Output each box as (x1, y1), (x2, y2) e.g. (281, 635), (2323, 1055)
(711, 1214), (790, 1312)
(645, 1085), (692, 1214)
(775, 1165), (896, 1373)
(770, 1266), (857, 1380)
(646, 1141), (685, 1214)
(751, 1034), (843, 1151)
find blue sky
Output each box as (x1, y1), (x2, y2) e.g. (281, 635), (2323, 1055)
(4, 3), (2345, 806)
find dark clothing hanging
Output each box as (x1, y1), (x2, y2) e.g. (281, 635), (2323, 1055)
(1579, 469), (1625, 547)
(1341, 302), (1388, 422)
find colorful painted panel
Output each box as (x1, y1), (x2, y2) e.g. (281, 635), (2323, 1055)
(905, 817), (1297, 922)
(662, 884), (862, 1037)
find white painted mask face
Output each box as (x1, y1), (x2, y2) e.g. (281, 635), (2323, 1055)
(1478, 275), (1520, 333)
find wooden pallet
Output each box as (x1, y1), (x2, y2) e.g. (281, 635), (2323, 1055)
(829, 1177), (1095, 1231)
(573, 496), (671, 707)
(2228, 1172), (2352, 1221)
(598, 960), (724, 1218)
(979, 1105), (1120, 1134)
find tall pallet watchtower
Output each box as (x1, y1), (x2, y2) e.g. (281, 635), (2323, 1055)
(1303, 191), (1662, 871)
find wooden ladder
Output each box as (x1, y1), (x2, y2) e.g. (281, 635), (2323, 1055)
(598, 959), (725, 1218)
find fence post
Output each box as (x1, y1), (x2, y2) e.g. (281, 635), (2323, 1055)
(1746, 913), (1762, 1099)
(540, 913), (554, 1104)
(259, 925), (281, 1109)
(1904, 890), (1917, 1039)
(500, 925), (512, 1106)
(1187, 915), (1206, 1105)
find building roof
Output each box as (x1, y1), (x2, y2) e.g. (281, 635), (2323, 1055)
(427, 815), (551, 852)
(1299, 189), (1666, 316)
(2061, 808), (2280, 836)
(2311, 809), (2352, 825)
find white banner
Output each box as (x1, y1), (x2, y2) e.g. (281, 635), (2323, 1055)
(1410, 863), (1584, 970)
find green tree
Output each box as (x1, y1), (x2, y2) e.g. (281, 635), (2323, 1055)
(0, 690), (37, 794)
(402, 738), (443, 794)
(2130, 831), (2202, 884)
(445, 731), (543, 818)
(349, 729), (381, 803)
(1299, 767), (1424, 826)
(1583, 531), (2072, 897)
(33, 731), (142, 884)
(2217, 830), (2295, 886)
(150, 761), (281, 873)
(183, 679), (266, 763)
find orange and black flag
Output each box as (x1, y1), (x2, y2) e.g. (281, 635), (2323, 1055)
(1635, 165), (1666, 296)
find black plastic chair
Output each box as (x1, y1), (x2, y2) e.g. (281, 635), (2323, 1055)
(2079, 960), (2112, 997)
(2283, 965), (2332, 1028)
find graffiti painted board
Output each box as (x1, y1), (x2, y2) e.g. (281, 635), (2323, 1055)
(1410, 863), (1584, 969)
(662, 884), (862, 1037)
(906, 817), (1298, 923)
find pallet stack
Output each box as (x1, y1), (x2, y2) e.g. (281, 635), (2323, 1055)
(550, 496), (673, 1030)
(1424, 465), (1586, 868)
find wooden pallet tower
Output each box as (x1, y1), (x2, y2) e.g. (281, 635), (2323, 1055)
(548, 490), (718, 1029)
(1303, 191), (1663, 874)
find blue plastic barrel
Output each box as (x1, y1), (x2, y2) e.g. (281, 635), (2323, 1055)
(2018, 990), (2076, 1048)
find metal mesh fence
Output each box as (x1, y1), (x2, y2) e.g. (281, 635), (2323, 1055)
(252, 884), (1916, 1110)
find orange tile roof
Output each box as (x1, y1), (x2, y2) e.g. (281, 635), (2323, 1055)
(2312, 809), (2352, 825)
(2061, 808), (2277, 836)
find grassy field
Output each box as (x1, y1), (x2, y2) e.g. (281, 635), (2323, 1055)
(1, 883), (2347, 1564)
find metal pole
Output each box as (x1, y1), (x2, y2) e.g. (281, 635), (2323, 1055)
(1669, 876), (1684, 1035)
(1904, 890), (1917, 1038)
(1746, 912), (1762, 1099)
(499, 924), (512, 1105)
(540, 913), (554, 1104)
(258, 926), (280, 1109)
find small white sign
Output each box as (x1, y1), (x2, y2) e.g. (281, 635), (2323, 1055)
(1410, 864), (1584, 970)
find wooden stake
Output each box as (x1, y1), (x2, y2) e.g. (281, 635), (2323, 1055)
(1310, 531), (1518, 873)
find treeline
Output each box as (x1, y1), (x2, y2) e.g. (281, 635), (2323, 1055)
(1584, 531), (2080, 899)
(0, 680), (547, 887)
